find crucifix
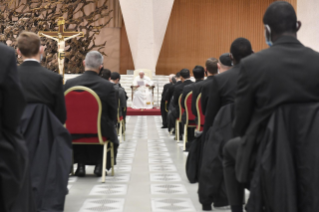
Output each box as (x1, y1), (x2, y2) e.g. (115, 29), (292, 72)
(38, 17), (84, 76)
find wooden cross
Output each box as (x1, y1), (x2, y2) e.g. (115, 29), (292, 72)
(38, 17), (84, 39)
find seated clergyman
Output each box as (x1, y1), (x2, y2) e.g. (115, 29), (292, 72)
(132, 70), (154, 109)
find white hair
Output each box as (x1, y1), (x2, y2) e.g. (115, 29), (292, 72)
(169, 74), (175, 81)
(85, 51), (103, 70)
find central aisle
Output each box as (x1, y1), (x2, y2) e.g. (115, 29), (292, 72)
(65, 116), (227, 212)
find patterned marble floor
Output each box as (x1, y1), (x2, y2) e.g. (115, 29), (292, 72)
(64, 116), (230, 212)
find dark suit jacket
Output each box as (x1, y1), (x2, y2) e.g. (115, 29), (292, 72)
(181, 81), (198, 110)
(165, 81), (181, 107)
(234, 36), (319, 182)
(191, 80), (205, 117)
(161, 83), (173, 109)
(201, 76), (214, 115)
(18, 61), (66, 124)
(203, 65), (240, 132)
(64, 71), (118, 144)
(173, 80), (193, 109)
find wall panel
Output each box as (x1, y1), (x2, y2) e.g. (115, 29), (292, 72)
(156, 0), (297, 75)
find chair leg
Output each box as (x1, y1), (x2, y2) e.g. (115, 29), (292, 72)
(175, 120), (178, 140)
(72, 151), (75, 175)
(119, 121), (123, 143)
(102, 143), (107, 183)
(111, 143), (115, 176)
(176, 121), (180, 142)
(183, 125), (187, 151)
(123, 120), (126, 141)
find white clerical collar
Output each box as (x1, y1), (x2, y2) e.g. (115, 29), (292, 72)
(24, 59), (40, 63)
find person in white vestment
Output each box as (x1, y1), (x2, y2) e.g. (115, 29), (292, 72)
(132, 71), (154, 109)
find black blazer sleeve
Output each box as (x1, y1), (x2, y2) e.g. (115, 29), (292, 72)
(2, 48), (26, 132)
(233, 64), (254, 137)
(201, 84), (209, 115)
(203, 78), (221, 131)
(54, 75), (67, 124)
(172, 87), (180, 108)
(181, 88), (187, 110)
(107, 84), (118, 124)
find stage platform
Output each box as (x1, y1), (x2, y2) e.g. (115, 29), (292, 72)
(127, 107), (161, 116)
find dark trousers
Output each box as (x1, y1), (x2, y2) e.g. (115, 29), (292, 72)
(74, 145), (103, 165)
(223, 137), (245, 206)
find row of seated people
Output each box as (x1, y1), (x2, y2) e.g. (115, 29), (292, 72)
(0, 31), (126, 212)
(161, 2), (319, 212)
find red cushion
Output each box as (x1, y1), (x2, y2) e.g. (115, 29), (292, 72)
(198, 96), (205, 125)
(72, 136), (107, 144)
(186, 93), (196, 121)
(119, 116), (123, 121)
(65, 90), (99, 134)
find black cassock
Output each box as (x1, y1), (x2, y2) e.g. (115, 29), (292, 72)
(198, 104), (233, 210)
(0, 43), (35, 212)
(19, 104), (72, 212)
(248, 103), (319, 212)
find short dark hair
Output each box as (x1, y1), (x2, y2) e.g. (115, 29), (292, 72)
(100, 69), (111, 80)
(180, 69), (190, 79)
(205, 58), (218, 74)
(111, 72), (121, 80)
(175, 72), (181, 78)
(230, 38), (252, 63)
(263, 1), (297, 34)
(17, 31), (40, 57)
(193, 65), (205, 80)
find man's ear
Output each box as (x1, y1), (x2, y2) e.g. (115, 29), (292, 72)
(296, 21), (302, 32)
(39, 46), (45, 54)
(17, 48), (22, 56)
(83, 60), (86, 67)
(217, 63), (221, 70)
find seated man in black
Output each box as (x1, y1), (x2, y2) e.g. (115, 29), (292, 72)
(171, 69), (193, 138)
(199, 38), (253, 211)
(223, 2), (319, 212)
(64, 51), (118, 177)
(160, 74), (175, 128)
(17, 31), (66, 124)
(110, 72), (127, 121)
(181, 66), (204, 141)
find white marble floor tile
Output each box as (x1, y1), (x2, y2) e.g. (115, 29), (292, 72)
(149, 152), (170, 157)
(151, 198), (196, 212)
(78, 198), (124, 212)
(149, 158), (173, 164)
(68, 176), (78, 183)
(149, 164), (177, 172)
(151, 184), (188, 195)
(148, 147), (169, 152)
(116, 158), (133, 164)
(113, 165), (132, 173)
(89, 184), (127, 196)
(150, 173), (181, 182)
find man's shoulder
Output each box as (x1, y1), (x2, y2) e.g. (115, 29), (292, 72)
(0, 43), (14, 54)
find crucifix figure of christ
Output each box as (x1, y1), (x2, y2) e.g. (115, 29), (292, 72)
(38, 17), (84, 76)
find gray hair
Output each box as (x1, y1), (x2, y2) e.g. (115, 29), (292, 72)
(85, 51), (103, 70)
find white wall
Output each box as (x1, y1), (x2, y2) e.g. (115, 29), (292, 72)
(119, 0), (175, 74)
(297, 0), (319, 52)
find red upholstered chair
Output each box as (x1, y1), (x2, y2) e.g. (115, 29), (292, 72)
(117, 99), (125, 143)
(64, 86), (114, 183)
(175, 94), (184, 142)
(183, 91), (197, 150)
(196, 93), (205, 132)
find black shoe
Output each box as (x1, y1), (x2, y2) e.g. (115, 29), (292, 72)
(75, 164), (86, 177)
(94, 163), (107, 177)
(161, 126), (168, 129)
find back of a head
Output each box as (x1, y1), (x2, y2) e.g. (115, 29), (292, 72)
(100, 69), (111, 80)
(205, 58), (218, 74)
(175, 72), (181, 78)
(17, 31), (40, 57)
(111, 72), (120, 81)
(219, 53), (232, 67)
(85, 51), (103, 70)
(180, 69), (190, 79)
(263, 1), (297, 35)
(192, 65), (205, 80)
(230, 38), (253, 63)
